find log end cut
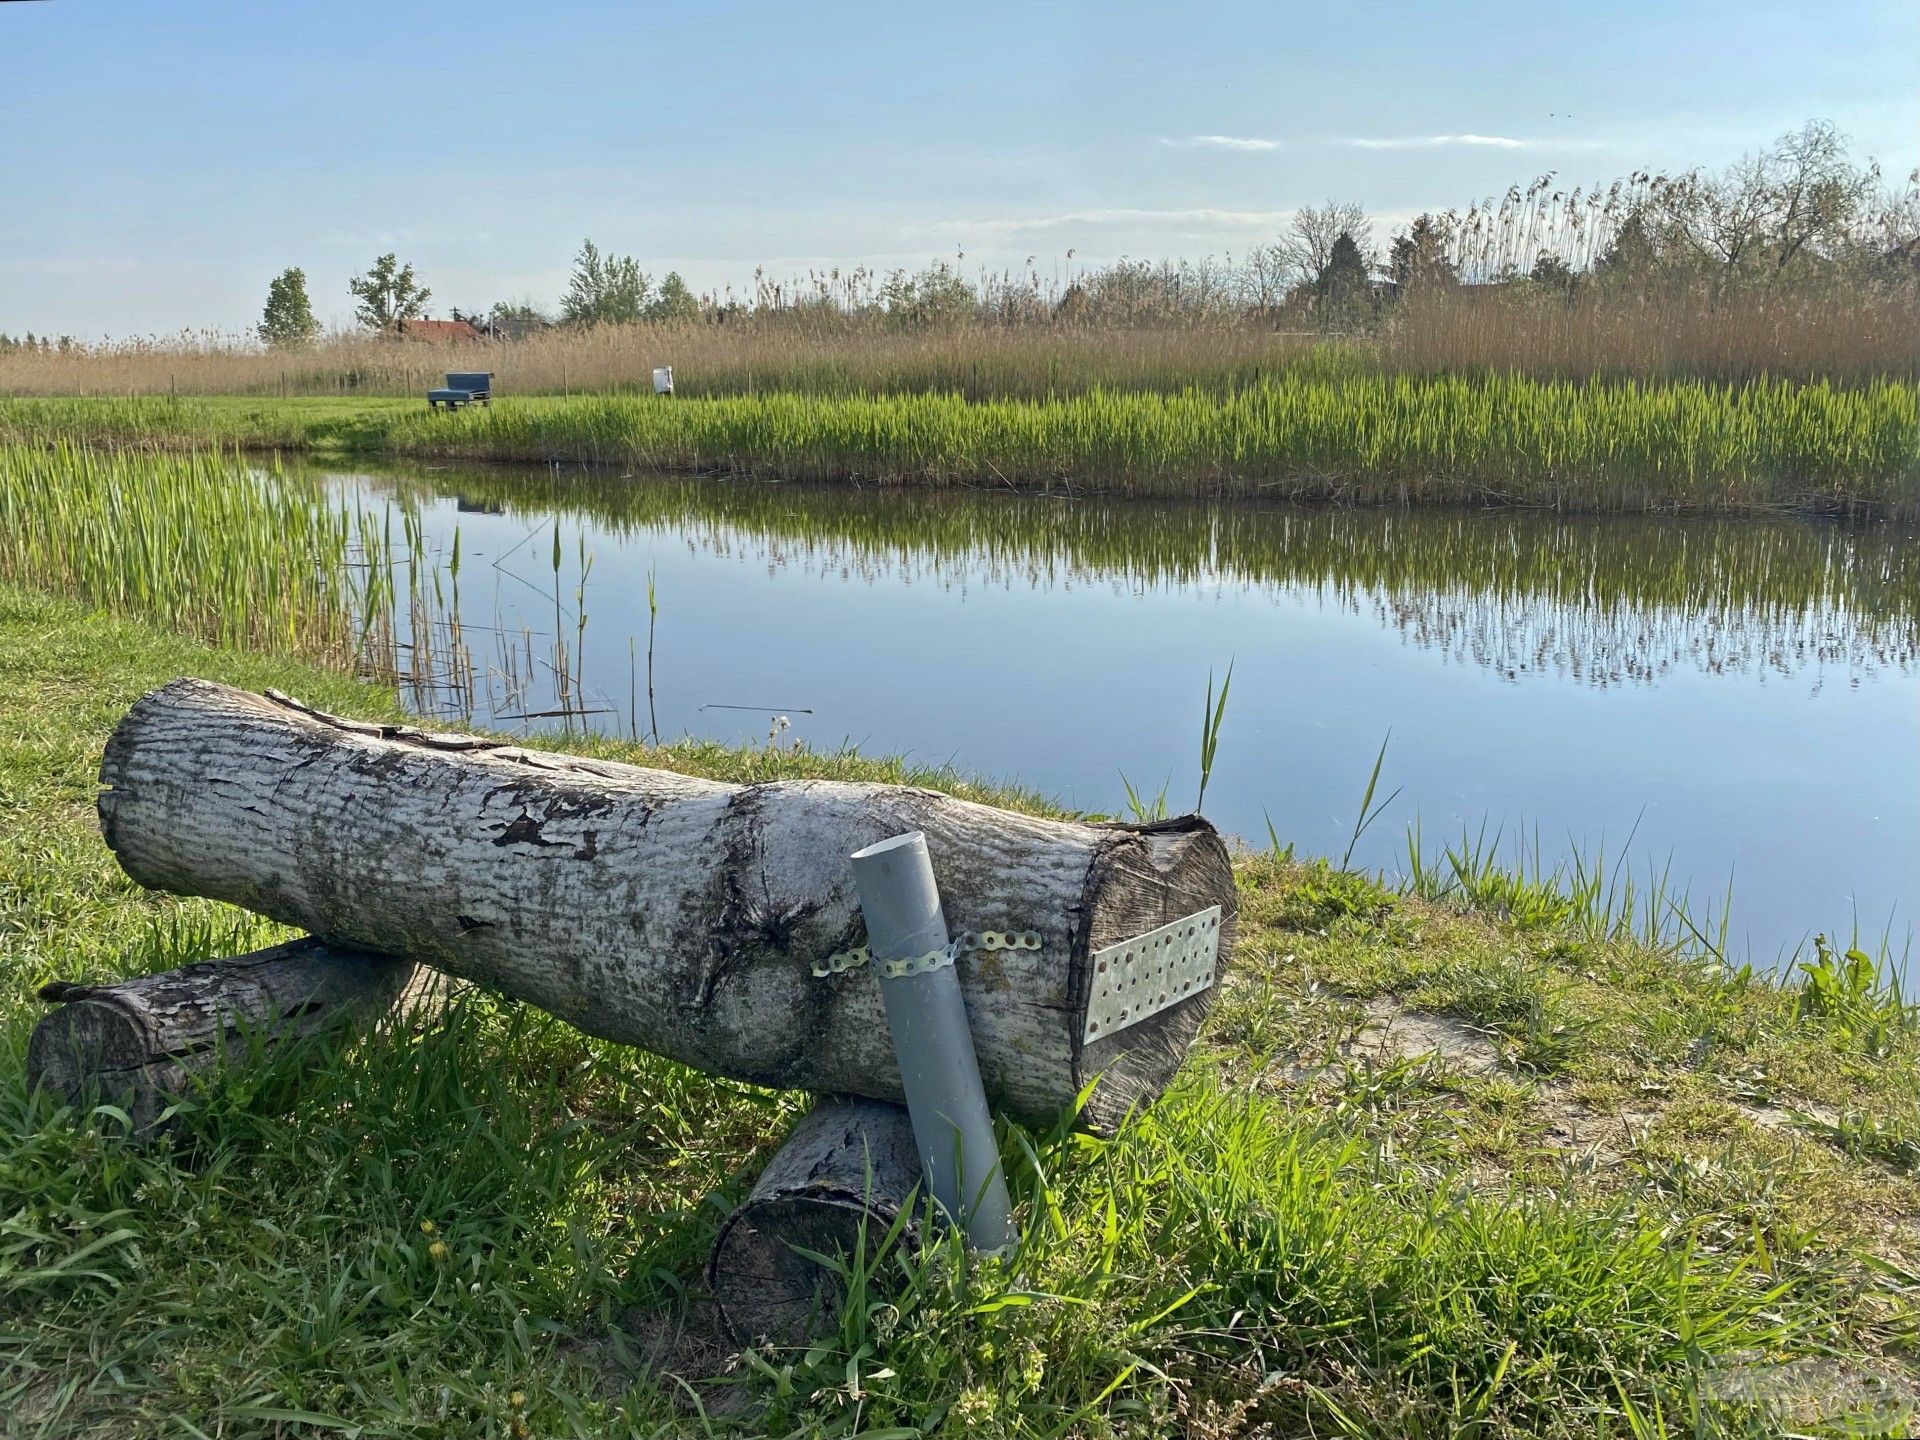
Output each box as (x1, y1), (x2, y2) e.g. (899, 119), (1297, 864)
(28, 995), (156, 1110)
(1073, 816), (1238, 1134)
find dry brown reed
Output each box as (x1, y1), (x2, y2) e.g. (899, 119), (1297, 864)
(3, 281), (1915, 402)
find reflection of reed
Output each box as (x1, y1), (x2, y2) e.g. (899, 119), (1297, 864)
(1376, 591), (1910, 689)
(337, 461), (1918, 689)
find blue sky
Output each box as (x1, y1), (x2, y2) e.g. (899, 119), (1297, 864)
(4, 0), (1915, 338)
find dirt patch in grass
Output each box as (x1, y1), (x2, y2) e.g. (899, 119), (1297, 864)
(564, 1295), (749, 1415)
(1344, 997), (1506, 1077)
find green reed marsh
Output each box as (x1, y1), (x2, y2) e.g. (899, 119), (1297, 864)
(5, 371), (1916, 516)
(0, 441), (480, 698)
(0, 442), (377, 664)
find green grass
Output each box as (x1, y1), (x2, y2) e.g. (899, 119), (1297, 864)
(5, 588), (1920, 1437)
(4, 371), (1916, 516)
(0, 441), (388, 669)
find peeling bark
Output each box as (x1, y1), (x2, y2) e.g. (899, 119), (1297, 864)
(98, 679), (1237, 1131)
(28, 937), (419, 1134)
(708, 1096), (923, 1345)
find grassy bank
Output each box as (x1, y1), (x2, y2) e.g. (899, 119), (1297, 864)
(4, 374), (1917, 515)
(6, 589), (1920, 1436)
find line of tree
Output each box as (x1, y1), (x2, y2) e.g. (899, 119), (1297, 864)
(0, 333), (81, 354)
(558, 240), (701, 326)
(256, 254), (430, 350)
(254, 243), (706, 348)
(238, 119), (1917, 349)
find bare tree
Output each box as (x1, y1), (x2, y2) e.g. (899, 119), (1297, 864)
(1656, 121), (1878, 279)
(1280, 202), (1375, 288)
(1868, 169), (1920, 274)
(1239, 243), (1294, 311)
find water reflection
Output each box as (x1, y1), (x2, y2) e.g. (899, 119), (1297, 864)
(351, 462), (1917, 692)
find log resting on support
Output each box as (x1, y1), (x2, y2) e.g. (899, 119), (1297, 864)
(98, 680), (1237, 1133)
(28, 937), (419, 1134)
(708, 1096), (923, 1345)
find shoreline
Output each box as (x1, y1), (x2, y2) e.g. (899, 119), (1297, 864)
(5, 376), (1916, 519)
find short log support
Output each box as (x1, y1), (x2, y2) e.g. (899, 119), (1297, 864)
(708, 1095), (925, 1345)
(28, 937), (419, 1134)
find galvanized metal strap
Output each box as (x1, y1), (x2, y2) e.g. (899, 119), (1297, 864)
(880, 942), (962, 980)
(811, 929), (1042, 979)
(1082, 905), (1222, 1043)
(959, 930), (1042, 954)
(812, 946), (873, 977)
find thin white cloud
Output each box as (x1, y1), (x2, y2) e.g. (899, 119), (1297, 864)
(1158, 134), (1281, 152)
(1343, 134), (1612, 152)
(316, 225), (496, 248)
(909, 207), (1297, 239)
(1346, 134), (1532, 150)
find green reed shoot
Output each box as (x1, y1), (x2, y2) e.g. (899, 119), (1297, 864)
(1195, 661), (1232, 815)
(0, 441), (380, 668)
(645, 563), (660, 743)
(1342, 732), (1401, 868)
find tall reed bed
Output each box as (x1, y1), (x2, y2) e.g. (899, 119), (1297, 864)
(0, 443), (381, 664)
(0, 439), (488, 703)
(6, 373), (1915, 515)
(0, 441), (607, 728)
(4, 284), (1915, 401)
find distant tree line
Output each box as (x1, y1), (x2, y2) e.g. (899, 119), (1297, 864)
(0, 333), (81, 354)
(248, 242), (707, 349)
(78, 117), (1920, 354)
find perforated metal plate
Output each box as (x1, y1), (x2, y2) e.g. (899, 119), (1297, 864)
(1082, 905), (1222, 1043)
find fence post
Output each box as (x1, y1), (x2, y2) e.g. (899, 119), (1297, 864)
(849, 831), (1016, 1253)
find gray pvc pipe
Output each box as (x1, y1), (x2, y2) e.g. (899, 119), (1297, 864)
(849, 831), (1016, 1254)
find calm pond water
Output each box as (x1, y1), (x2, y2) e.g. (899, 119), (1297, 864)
(317, 462), (1919, 967)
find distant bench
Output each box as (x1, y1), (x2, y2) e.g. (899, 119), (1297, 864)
(427, 372), (493, 410)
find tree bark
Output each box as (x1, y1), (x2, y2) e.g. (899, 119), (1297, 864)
(28, 937), (419, 1134)
(708, 1096), (924, 1345)
(98, 679), (1236, 1133)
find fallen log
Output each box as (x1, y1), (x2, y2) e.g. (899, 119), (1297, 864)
(98, 679), (1236, 1132)
(708, 1096), (923, 1345)
(28, 937), (419, 1133)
